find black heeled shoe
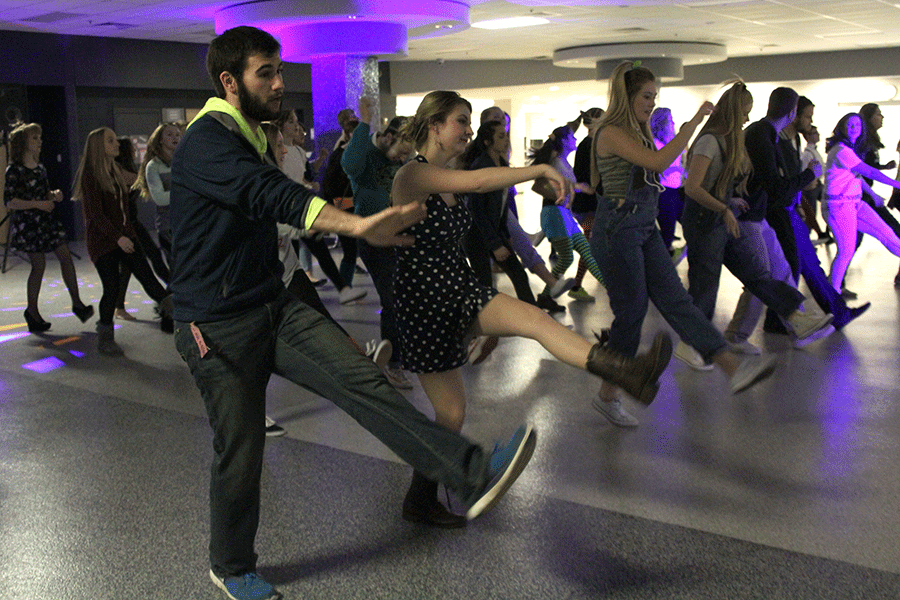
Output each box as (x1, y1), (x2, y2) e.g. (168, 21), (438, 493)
(24, 310), (51, 333)
(72, 303), (94, 323)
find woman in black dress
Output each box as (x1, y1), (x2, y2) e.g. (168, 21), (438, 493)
(4, 123), (93, 331)
(390, 91), (673, 527)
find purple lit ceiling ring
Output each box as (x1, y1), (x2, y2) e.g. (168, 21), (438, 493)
(215, 0), (471, 60)
(280, 22), (407, 60)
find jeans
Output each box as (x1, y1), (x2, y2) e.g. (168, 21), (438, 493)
(357, 239), (404, 364)
(505, 212), (544, 271)
(788, 204), (850, 320)
(682, 200), (803, 324)
(174, 290), (489, 577)
(464, 230), (535, 305)
(726, 219), (797, 341)
(656, 186), (684, 249)
(590, 173), (727, 361)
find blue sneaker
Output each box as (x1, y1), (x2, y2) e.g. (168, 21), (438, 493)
(465, 425), (536, 520)
(210, 569), (280, 600)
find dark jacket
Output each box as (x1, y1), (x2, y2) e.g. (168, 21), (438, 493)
(169, 111), (319, 323)
(571, 135), (599, 214)
(81, 169), (136, 262)
(466, 151), (509, 253)
(743, 119), (816, 222)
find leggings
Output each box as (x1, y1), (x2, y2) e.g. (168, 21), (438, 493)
(95, 246), (167, 325)
(547, 232), (605, 292)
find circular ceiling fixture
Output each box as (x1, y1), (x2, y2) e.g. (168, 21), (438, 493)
(215, 0), (471, 61)
(553, 42), (727, 82)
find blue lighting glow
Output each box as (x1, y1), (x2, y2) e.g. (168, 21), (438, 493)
(69, 350), (86, 358)
(23, 356), (65, 373)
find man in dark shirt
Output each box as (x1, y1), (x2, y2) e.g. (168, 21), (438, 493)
(170, 25), (536, 600)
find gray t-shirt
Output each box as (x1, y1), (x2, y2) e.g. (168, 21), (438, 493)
(691, 133), (726, 199)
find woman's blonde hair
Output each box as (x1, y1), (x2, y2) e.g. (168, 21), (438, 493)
(8, 123), (41, 164)
(590, 62), (656, 188)
(597, 61), (656, 144)
(399, 90), (472, 150)
(689, 79), (753, 199)
(134, 122), (179, 198)
(73, 127), (127, 200)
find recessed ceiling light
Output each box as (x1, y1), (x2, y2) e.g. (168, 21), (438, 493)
(471, 16), (549, 30)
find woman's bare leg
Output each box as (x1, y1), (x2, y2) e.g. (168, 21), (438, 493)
(416, 368), (467, 432)
(473, 293), (592, 368)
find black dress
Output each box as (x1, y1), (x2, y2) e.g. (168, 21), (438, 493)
(4, 163), (67, 253)
(395, 157), (498, 373)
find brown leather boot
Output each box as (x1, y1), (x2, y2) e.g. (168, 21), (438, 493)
(586, 332), (672, 405)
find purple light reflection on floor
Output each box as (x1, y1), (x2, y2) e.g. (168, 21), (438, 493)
(23, 356), (65, 373)
(819, 350), (860, 482)
(69, 350), (85, 358)
(0, 332), (31, 343)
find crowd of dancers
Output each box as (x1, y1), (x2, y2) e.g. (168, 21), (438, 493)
(4, 24), (900, 600)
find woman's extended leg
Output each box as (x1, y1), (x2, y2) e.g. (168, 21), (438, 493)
(473, 293), (671, 406)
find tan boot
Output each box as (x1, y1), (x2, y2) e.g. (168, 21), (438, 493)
(586, 332), (672, 405)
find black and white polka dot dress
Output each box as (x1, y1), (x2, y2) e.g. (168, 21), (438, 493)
(395, 163), (498, 373)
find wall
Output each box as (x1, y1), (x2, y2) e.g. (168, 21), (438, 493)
(0, 30), (315, 239)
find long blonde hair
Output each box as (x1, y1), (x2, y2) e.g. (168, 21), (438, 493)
(133, 122), (179, 199)
(73, 127), (127, 200)
(591, 61), (656, 188)
(597, 61), (655, 145)
(689, 80), (753, 199)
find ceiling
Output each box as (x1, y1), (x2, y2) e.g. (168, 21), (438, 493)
(1, 0), (899, 64)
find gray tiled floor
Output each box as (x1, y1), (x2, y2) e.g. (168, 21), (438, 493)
(1, 236), (899, 599)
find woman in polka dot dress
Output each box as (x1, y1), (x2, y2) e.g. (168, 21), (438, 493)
(390, 91), (674, 527)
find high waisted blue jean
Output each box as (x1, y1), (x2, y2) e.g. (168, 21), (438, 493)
(175, 290), (490, 577)
(681, 199), (803, 323)
(590, 164), (726, 361)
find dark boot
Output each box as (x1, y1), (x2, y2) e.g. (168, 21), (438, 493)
(402, 471), (466, 529)
(156, 294), (174, 334)
(97, 322), (124, 357)
(586, 332), (672, 405)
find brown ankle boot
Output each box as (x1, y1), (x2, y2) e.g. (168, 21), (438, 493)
(586, 332), (672, 405)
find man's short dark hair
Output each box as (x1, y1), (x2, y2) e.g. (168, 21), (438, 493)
(206, 26), (281, 98)
(796, 96), (814, 119)
(766, 87), (799, 121)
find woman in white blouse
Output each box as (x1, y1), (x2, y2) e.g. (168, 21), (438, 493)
(824, 113), (900, 293)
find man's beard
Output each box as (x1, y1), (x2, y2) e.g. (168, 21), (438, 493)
(237, 80), (279, 123)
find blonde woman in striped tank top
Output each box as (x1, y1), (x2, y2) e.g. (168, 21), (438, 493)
(589, 62), (778, 405)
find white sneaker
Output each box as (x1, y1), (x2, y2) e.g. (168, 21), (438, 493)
(674, 340), (714, 371)
(726, 337), (761, 355)
(591, 396), (639, 428)
(793, 324), (835, 349)
(730, 355), (777, 394)
(365, 339), (393, 369)
(786, 311), (834, 340)
(265, 416), (286, 437)
(339, 286), (367, 304)
(549, 277), (576, 298)
(467, 335), (499, 365)
(384, 365), (414, 389)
